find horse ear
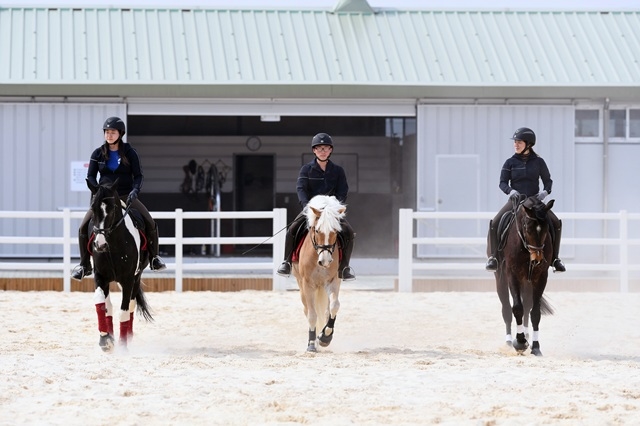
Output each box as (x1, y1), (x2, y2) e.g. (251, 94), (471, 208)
(310, 206), (322, 217)
(86, 179), (98, 194)
(545, 199), (555, 211)
(338, 207), (346, 215)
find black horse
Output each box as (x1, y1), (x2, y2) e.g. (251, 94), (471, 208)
(493, 195), (555, 356)
(87, 179), (153, 352)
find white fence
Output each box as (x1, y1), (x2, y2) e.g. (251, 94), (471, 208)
(0, 209), (288, 292)
(398, 209), (640, 293)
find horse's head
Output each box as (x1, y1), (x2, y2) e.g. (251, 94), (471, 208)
(88, 179), (123, 253)
(519, 196), (555, 264)
(306, 195), (346, 268)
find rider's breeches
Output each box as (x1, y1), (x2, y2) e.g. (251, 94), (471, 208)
(78, 209), (93, 266)
(338, 218), (355, 269)
(487, 201), (512, 257)
(128, 198), (160, 258)
(547, 210), (562, 260)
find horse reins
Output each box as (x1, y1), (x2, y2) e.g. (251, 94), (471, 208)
(514, 205), (546, 281)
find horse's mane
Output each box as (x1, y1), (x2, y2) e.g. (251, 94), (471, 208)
(306, 195), (345, 234)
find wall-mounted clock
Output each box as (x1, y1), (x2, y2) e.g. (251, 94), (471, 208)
(246, 136), (262, 152)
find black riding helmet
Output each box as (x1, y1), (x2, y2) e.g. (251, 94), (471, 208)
(311, 132), (333, 149)
(103, 116), (126, 137)
(511, 127), (536, 148)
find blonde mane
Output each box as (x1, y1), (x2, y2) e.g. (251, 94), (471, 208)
(305, 195), (345, 234)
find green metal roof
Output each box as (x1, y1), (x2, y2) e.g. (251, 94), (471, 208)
(1, 7), (639, 99)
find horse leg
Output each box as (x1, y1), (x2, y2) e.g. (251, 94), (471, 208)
(128, 298), (137, 340)
(529, 283), (547, 356)
(301, 283), (318, 352)
(319, 281), (341, 347)
(118, 284), (134, 347)
(496, 271), (513, 345)
(93, 282), (115, 352)
(509, 279), (529, 353)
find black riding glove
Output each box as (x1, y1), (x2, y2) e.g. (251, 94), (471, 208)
(127, 189), (139, 205)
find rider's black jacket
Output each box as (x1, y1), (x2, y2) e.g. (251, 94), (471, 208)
(87, 142), (143, 197)
(499, 152), (552, 197)
(296, 159), (349, 209)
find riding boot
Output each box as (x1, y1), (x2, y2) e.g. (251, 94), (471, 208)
(338, 232), (356, 281)
(551, 220), (566, 273)
(485, 220), (498, 271)
(276, 230), (296, 277)
(71, 233), (93, 281)
(147, 222), (167, 271)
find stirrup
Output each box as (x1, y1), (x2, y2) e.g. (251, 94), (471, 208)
(339, 266), (356, 281)
(71, 264), (92, 281)
(277, 261), (291, 277)
(485, 257), (498, 271)
(151, 256), (167, 271)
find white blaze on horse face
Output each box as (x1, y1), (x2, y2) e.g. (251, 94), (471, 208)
(94, 202), (109, 248)
(317, 230), (333, 267)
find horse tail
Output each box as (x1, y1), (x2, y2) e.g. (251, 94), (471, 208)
(540, 295), (555, 316)
(314, 286), (329, 333)
(135, 285), (154, 322)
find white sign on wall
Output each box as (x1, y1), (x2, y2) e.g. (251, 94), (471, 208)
(71, 161), (90, 192)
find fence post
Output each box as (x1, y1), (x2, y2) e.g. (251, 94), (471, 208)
(620, 210), (629, 293)
(272, 208), (288, 291)
(398, 209), (414, 292)
(175, 209), (183, 292)
(63, 209), (71, 293)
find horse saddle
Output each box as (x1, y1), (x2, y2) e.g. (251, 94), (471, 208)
(496, 210), (515, 251)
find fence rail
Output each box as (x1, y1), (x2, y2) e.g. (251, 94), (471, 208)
(398, 209), (640, 293)
(0, 209), (288, 292)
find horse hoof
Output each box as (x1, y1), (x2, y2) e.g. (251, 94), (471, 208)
(318, 333), (333, 347)
(306, 344), (317, 352)
(531, 341), (542, 356)
(99, 334), (115, 352)
(513, 333), (528, 352)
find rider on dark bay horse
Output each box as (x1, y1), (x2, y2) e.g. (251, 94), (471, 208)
(276, 132), (356, 281)
(71, 116), (167, 281)
(485, 127), (566, 273)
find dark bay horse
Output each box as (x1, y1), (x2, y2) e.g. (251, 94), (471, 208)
(87, 180), (153, 352)
(494, 195), (555, 356)
(292, 195), (345, 352)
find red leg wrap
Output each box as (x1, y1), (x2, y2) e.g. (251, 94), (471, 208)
(106, 316), (114, 336)
(95, 303), (107, 333)
(119, 321), (130, 344)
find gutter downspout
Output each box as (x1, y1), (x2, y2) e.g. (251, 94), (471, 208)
(603, 98), (610, 253)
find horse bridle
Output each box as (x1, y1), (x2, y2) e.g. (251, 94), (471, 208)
(310, 227), (337, 256)
(515, 205), (547, 280)
(92, 197), (132, 238)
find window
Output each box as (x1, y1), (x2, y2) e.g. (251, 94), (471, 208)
(630, 109), (640, 138)
(575, 109), (599, 138)
(576, 106), (640, 142)
(609, 109), (626, 138)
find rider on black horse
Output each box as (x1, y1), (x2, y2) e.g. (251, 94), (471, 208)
(276, 133), (356, 281)
(71, 117), (167, 281)
(485, 127), (566, 273)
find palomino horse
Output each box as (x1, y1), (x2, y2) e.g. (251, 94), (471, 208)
(292, 195), (346, 352)
(87, 180), (153, 352)
(494, 195), (555, 356)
